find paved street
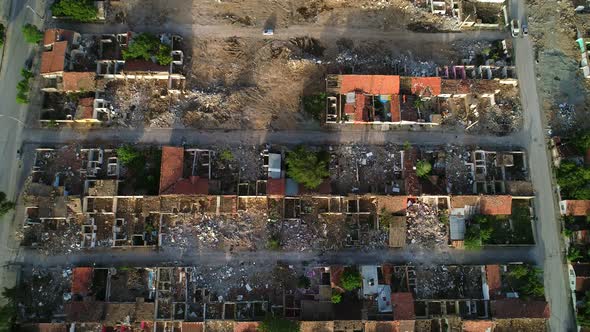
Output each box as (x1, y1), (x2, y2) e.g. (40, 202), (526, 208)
(511, 0), (576, 330)
(18, 246), (534, 268)
(0, 0), (45, 301)
(22, 127), (524, 148)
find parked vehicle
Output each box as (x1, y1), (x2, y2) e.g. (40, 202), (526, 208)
(511, 19), (520, 37)
(522, 23), (528, 36)
(263, 28), (274, 36)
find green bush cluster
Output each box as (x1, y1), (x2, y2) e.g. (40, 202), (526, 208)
(123, 33), (172, 65)
(0, 24), (5, 48)
(16, 68), (34, 104)
(416, 160), (432, 178)
(116, 145), (161, 194)
(286, 146), (329, 189)
(341, 267), (362, 291)
(258, 315), (300, 332)
(22, 24), (43, 44)
(557, 161), (590, 200)
(302, 93), (326, 121)
(507, 265), (544, 298)
(51, 0), (98, 22)
(0, 192), (15, 218)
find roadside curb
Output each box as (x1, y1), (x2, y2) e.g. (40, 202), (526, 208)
(0, 0), (14, 75)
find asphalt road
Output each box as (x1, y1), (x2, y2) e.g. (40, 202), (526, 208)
(22, 127), (525, 148)
(0, 0), (45, 300)
(511, 0), (576, 330)
(19, 246), (534, 268)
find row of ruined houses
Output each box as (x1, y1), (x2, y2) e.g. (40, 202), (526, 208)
(38, 28), (185, 124)
(18, 263), (549, 332)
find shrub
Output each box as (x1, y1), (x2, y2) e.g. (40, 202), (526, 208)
(556, 161), (590, 200)
(331, 292), (342, 304)
(569, 247), (583, 262)
(0, 192), (15, 217)
(219, 149), (234, 162)
(508, 265), (545, 298)
(286, 146), (329, 189)
(267, 236), (280, 250)
(123, 33), (172, 65)
(22, 24), (43, 43)
(51, 0), (98, 22)
(258, 315), (300, 332)
(341, 267), (362, 291)
(117, 145), (141, 166)
(16, 68), (34, 104)
(302, 93), (326, 121)
(416, 160), (432, 178)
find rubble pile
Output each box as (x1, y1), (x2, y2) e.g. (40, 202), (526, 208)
(406, 202), (447, 247)
(280, 220), (320, 251)
(445, 146), (473, 195)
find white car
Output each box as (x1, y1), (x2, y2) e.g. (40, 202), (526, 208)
(511, 19), (520, 38)
(263, 28), (274, 36)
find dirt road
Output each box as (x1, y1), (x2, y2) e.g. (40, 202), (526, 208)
(512, 0), (576, 330)
(55, 22), (508, 42)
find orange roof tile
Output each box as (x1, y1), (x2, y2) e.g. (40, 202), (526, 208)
(166, 176), (209, 195)
(490, 299), (550, 319)
(392, 292), (415, 320)
(377, 196), (408, 215)
(411, 77), (442, 96)
(462, 320), (495, 332)
(77, 97), (95, 119)
(480, 195), (512, 215)
(340, 75), (400, 95)
(486, 264), (502, 299)
(564, 200), (590, 216)
(159, 146), (184, 194)
(40, 41), (67, 74)
(72, 267), (93, 297)
(354, 93), (367, 122)
(234, 322), (259, 332)
(62, 72), (96, 92)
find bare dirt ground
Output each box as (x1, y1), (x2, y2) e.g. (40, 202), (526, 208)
(99, 0), (501, 130)
(527, 0), (590, 134)
(108, 0), (459, 31)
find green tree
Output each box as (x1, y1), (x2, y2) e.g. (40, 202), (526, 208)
(341, 267), (362, 291)
(258, 315), (300, 332)
(51, 0), (98, 22)
(557, 162), (590, 199)
(302, 93), (326, 121)
(415, 160), (432, 178)
(464, 225), (482, 250)
(123, 33), (172, 65)
(577, 292), (590, 327)
(16, 68), (33, 104)
(117, 145), (142, 166)
(568, 247), (583, 262)
(573, 130), (590, 153)
(22, 24), (43, 44)
(285, 146), (329, 189)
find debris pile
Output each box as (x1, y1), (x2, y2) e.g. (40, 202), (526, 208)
(406, 201), (447, 247)
(279, 220), (320, 251)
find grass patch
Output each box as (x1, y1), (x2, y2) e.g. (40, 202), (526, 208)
(466, 205), (533, 246)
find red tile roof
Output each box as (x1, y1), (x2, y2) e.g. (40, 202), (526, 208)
(391, 292), (415, 320)
(480, 195), (512, 215)
(123, 59), (168, 73)
(72, 267), (93, 297)
(77, 97), (95, 119)
(41, 41), (68, 74)
(563, 200), (590, 216)
(340, 75), (400, 95)
(411, 77), (442, 96)
(43, 29), (76, 46)
(234, 322), (259, 332)
(354, 93), (367, 122)
(377, 196), (408, 215)
(490, 299), (550, 319)
(486, 264), (502, 299)
(62, 72), (96, 92)
(182, 322), (204, 332)
(166, 176), (209, 195)
(462, 320), (495, 332)
(267, 178), (286, 196)
(330, 265), (344, 290)
(159, 146), (184, 194)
